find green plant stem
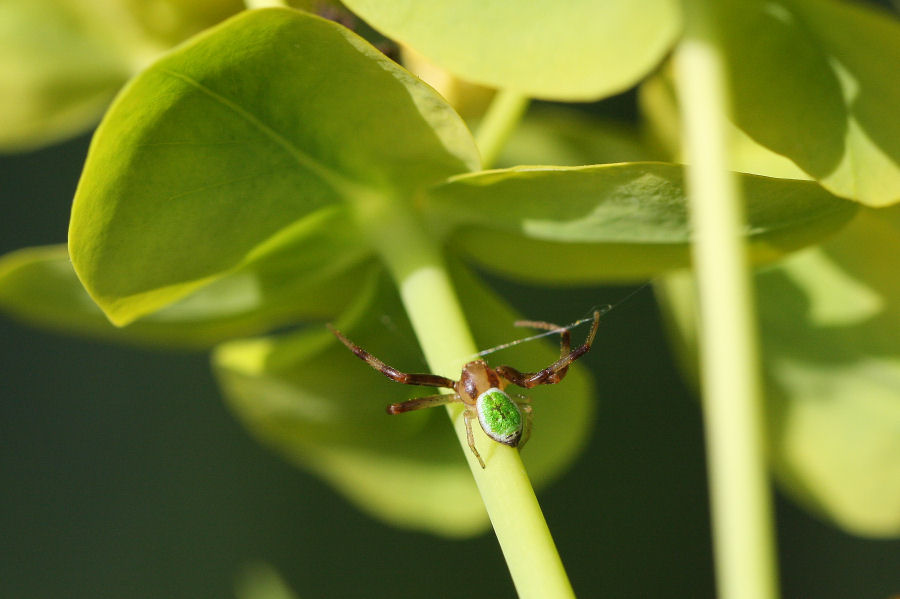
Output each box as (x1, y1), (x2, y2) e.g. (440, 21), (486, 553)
(361, 198), (574, 599)
(474, 90), (530, 168)
(674, 3), (780, 599)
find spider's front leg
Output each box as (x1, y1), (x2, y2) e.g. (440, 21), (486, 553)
(327, 323), (464, 419)
(512, 317), (572, 380)
(514, 318), (572, 355)
(497, 310), (601, 389)
(327, 323), (456, 389)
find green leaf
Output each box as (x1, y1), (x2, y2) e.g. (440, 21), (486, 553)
(342, 0), (681, 100)
(758, 208), (900, 537)
(0, 0), (245, 152)
(639, 69), (812, 181)
(423, 163), (857, 283)
(658, 206), (900, 537)
(214, 261), (595, 536)
(719, 0), (900, 206)
(0, 243), (371, 348)
(0, 0), (134, 151)
(69, 7), (478, 326)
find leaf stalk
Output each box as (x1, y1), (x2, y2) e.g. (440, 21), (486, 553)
(361, 198), (575, 599)
(475, 90), (531, 169)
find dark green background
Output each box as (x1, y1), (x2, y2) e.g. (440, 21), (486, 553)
(2, 119), (898, 597)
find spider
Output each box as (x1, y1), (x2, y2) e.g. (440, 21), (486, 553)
(327, 310), (601, 468)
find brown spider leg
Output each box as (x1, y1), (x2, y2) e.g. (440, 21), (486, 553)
(386, 393), (461, 414)
(327, 324), (456, 389)
(514, 319), (571, 353)
(463, 408), (486, 468)
(513, 318), (572, 378)
(496, 310), (601, 389)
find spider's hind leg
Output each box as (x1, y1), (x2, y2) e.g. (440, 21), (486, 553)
(386, 393), (461, 414)
(516, 400), (533, 449)
(463, 408), (486, 468)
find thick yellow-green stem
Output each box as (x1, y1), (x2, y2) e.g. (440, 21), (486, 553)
(675, 2), (780, 599)
(358, 197), (574, 599)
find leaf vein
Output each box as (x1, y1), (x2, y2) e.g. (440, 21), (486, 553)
(158, 68), (355, 194)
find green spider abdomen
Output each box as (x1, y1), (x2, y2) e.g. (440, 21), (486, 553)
(476, 387), (523, 447)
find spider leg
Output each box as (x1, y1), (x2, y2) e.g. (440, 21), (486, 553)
(513, 318), (572, 379)
(517, 402), (533, 449)
(386, 393), (461, 414)
(327, 324), (456, 389)
(497, 310), (601, 389)
(513, 319), (571, 357)
(463, 408), (485, 468)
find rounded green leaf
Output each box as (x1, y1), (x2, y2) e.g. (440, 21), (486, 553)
(659, 206), (900, 537)
(0, 242), (371, 348)
(423, 163), (857, 283)
(342, 0), (681, 100)
(214, 262), (594, 536)
(69, 7), (478, 326)
(718, 0), (900, 206)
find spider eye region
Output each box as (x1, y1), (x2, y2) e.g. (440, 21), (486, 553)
(476, 388), (523, 447)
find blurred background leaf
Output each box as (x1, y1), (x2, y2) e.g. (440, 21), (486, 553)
(0, 0), (243, 152)
(341, 0), (681, 100)
(639, 68), (812, 181)
(658, 204), (900, 537)
(495, 106), (664, 168)
(235, 562), (300, 599)
(759, 206), (900, 536)
(0, 244), (371, 348)
(717, 0), (900, 205)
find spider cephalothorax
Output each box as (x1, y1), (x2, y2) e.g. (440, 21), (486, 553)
(327, 310), (600, 468)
